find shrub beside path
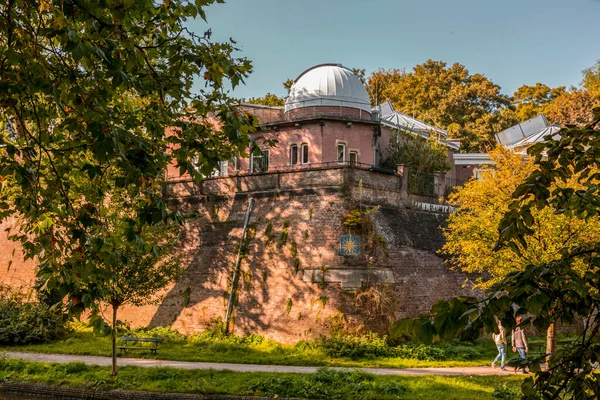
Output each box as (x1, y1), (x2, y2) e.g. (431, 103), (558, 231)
(5, 351), (514, 376)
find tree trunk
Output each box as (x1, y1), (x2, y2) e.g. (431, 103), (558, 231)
(111, 303), (118, 376)
(546, 322), (556, 363)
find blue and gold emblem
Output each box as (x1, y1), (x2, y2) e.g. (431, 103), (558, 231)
(340, 235), (360, 255)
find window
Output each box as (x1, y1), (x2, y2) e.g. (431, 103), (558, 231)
(252, 149), (269, 173)
(209, 160), (228, 177)
(290, 144), (298, 166)
(219, 161), (228, 176)
(231, 157), (238, 171)
(349, 151), (358, 166)
(301, 144), (309, 164)
(337, 143), (346, 164)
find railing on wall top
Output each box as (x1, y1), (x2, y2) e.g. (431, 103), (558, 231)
(407, 171), (435, 196)
(243, 98), (374, 125)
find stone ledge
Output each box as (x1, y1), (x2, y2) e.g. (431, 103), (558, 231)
(0, 381), (302, 400)
(302, 267), (396, 289)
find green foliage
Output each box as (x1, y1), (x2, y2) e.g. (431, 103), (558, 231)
(0, 357), (522, 400)
(316, 296), (329, 308)
(248, 367), (406, 400)
(285, 298), (293, 315)
(0, 286), (65, 345)
(396, 114), (600, 399)
(264, 222), (273, 242)
(318, 334), (486, 361)
(343, 208), (378, 235)
(382, 129), (450, 173)
(182, 287), (191, 308)
(131, 327), (187, 344)
(290, 241), (297, 258)
(278, 222), (289, 248)
(407, 170), (435, 196)
(5, 324), (513, 370)
(0, 0), (255, 375)
(293, 258), (300, 275)
(245, 93), (285, 107)
(492, 383), (521, 399)
(343, 209), (365, 230)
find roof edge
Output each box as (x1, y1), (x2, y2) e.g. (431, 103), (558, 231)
(293, 63), (345, 83)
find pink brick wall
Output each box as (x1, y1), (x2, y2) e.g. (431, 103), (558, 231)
(0, 166), (478, 343)
(237, 120), (376, 173)
(0, 217), (36, 289)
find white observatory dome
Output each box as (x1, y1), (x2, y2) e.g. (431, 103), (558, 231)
(284, 64), (371, 114)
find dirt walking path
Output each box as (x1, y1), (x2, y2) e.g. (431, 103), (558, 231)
(4, 351), (520, 376)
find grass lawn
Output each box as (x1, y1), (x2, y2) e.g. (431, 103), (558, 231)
(0, 357), (525, 400)
(1, 327), (502, 369)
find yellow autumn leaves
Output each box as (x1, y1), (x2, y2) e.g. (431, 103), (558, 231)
(442, 147), (600, 289)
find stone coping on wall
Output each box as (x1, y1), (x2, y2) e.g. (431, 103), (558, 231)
(165, 165), (456, 212)
(167, 165), (392, 197)
(302, 267), (396, 290)
(0, 381), (302, 400)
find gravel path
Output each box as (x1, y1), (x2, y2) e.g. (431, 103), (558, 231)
(4, 351), (517, 376)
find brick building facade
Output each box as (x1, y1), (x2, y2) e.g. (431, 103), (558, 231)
(0, 63), (482, 343)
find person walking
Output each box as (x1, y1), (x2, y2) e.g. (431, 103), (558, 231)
(512, 315), (529, 374)
(491, 320), (507, 371)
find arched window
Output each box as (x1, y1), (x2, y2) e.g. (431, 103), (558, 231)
(290, 144), (298, 166)
(301, 144), (309, 164)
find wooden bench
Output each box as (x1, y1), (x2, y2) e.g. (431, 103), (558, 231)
(118, 336), (164, 355)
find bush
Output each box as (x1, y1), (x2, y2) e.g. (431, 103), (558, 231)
(131, 326), (186, 343)
(0, 285), (65, 345)
(248, 367), (405, 400)
(318, 332), (488, 361)
(492, 383), (521, 399)
(318, 333), (391, 358)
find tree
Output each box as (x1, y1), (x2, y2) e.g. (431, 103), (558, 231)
(382, 129), (450, 173)
(367, 61), (516, 152)
(1, 0), (255, 374)
(442, 147), (600, 288)
(393, 111), (600, 399)
(582, 59), (600, 100)
(511, 83), (565, 122)
(351, 67), (366, 84)
(283, 78), (295, 95)
(90, 216), (182, 375)
(442, 147), (600, 355)
(544, 87), (596, 127)
(246, 92), (285, 107)
(366, 68), (404, 107)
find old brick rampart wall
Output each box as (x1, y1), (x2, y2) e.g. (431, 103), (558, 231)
(0, 167), (478, 343)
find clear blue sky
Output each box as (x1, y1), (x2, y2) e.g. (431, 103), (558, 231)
(187, 0), (600, 99)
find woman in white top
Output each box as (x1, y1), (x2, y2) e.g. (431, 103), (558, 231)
(491, 321), (508, 371)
